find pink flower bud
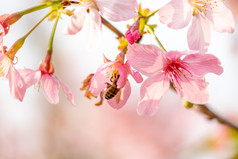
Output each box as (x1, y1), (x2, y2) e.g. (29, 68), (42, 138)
(125, 17), (141, 44)
(3, 12), (22, 26)
(125, 30), (141, 45)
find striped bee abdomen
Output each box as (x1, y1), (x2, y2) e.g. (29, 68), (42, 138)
(104, 86), (120, 100)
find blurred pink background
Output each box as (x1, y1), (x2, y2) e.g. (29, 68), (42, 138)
(0, 0), (238, 158)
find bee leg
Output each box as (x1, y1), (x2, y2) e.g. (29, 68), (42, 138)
(110, 75), (114, 82)
(95, 91), (104, 106)
(115, 74), (120, 83)
(106, 82), (111, 88)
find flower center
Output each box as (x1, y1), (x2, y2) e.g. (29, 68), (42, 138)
(190, 0), (220, 16)
(105, 66), (118, 80)
(164, 60), (192, 89)
(39, 62), (54, 75)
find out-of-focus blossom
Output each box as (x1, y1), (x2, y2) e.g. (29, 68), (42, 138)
(158, 0), (235, 53)
(127, 43), (223, 116)
(19, 62), (75, 105)
(63, 0), (138, 35)
(89, 53), (142, 109)
(228, 0), (238, 20)
(0, 47), (26, 101)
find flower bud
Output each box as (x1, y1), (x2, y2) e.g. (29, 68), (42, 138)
(125, 17), (141, 45)
(6, 37), (25, 60)
(3, 12), (22, 26)
(182, 100), (194, 109)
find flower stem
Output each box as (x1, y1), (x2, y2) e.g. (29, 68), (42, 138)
(44, 12), (60, 71)
(101, 16), (124, 38)
(6, 10), (57, 59)
(144, 24), (167, 52)
(22, 9), (57, 39)
(48, 12), (60, 52)
(18, 1), (60, 17)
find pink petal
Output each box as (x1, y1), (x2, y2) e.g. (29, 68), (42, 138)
(138, 73), (170, 116)
(90, 7), (102, 25)
(89, 66), (110, 95)
(103, 54), (111, 63)
(174, 75), (209, 104)
(206, 0), (234, 33)
(63, 7), (87, 35)
(0, 24), (4, 48)
(7, 64), (26, 102)
(97, 61), (117, 72)
(41, 74), (60, 104)
(187, 14), (211, 53)
(86, 8), (102, 48)
(127, 43), (166, 76)
(56, 76), (76, 106)
(183, 53), (223, 76)
(18, 68), (41, 88)
(107, 80), (131, 109)
(158, 0), (192, 29)
(166, 51), (184, 61)
(95, 0), (138, 21)
(116, 64), (127, 88)
(125, 61), (143, 83)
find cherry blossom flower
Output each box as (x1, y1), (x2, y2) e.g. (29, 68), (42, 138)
(127, 43), (223, 116)
(63, 0), (138, 35)
(158, 0), (235, 53)
(0, 47), (26, 101)
(19, 62), (75, 105)
(89, 53), (142, 109)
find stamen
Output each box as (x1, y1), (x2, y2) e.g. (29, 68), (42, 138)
(191, 0), (220, 16)
(164, 60), (193, 90)
(0, 56), (11, 78)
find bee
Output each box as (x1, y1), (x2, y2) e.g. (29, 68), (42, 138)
(104, 73), (120, 100)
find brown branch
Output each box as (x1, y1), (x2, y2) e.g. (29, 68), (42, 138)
(170, 83), (238, 131)
(101, 16), (124, 38)
(192, 104), (238, 131)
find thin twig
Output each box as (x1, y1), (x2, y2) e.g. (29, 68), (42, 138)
(170, 83), (238, 131)
(193, 104), (238, 131)
(101, 16), (124, 38)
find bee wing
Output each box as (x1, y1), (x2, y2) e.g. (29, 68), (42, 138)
(114, 89), (121, 104)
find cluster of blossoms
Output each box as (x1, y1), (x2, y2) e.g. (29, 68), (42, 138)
(0, 0), (235, 117)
